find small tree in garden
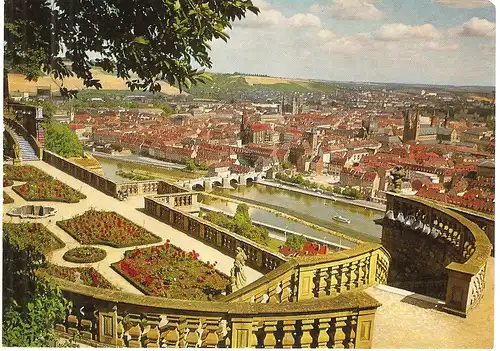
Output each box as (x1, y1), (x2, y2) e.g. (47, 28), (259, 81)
(43, 122), (83, 158)
(286, 234), (308, 250)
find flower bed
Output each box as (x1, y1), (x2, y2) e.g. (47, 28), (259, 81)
(12, 179), (87, 203)
(3, 191), (14, 204)
(3, 165), (52, 181)
(57, 209), (162, 248)
(112, 240), (229, 301)
(3, 223), (65, 253)
(63, 246), (107, 263)
(40, 264), (115, 289)
(3, 177), (14, 187)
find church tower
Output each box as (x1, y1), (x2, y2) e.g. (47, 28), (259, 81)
(403, 108), (419, 143)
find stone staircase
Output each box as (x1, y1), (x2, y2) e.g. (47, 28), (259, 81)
(5, 125), (39, 161)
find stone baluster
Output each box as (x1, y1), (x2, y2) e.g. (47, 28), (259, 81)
(282, 320), (296, 348)
(317, 268), (329, 298)
(350, 261), (359, 289)
(177, 318), (187, 348)
(251, 320), (261, 347)
(126, 314), (143, 348)
(184, 317), (201, 347)
(331, 266), (341, 294)
(80, 318), (93, 341)
(261, 320), (278, 348)
(144, 313), (161, 347)
(67, 314), (79, 336)
(333, 317), (347, 349)
(201, 317), (221, 347)
(299, 319), (314, 348)
(161, 316), (181, 348)
(346, 316), (357, 349)
(116, 316), (126, 347)
(317, 318), (331, 348)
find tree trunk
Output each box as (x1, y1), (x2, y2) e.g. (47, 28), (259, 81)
(4, 68), (10, 106)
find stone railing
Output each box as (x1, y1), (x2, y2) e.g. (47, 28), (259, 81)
(3, 126), (22, 162)
(380, 192), (491, 317)
(223, 243), (390, 304)
(158, 181), (189, 195)
(116, 181), (159, 196)
(144, 194), (285, 273)
(43, 151), (159, 198)
(4, 117), (43, 160)
(52, 277), (381, 348)
(44, 150), (118, 196)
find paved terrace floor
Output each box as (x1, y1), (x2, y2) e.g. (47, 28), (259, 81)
(3, 161), (263, 294)
(367, 256), (494, 349)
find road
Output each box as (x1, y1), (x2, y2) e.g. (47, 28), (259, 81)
(91, 152), (186, 170)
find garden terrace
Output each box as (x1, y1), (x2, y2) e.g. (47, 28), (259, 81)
(4, 178), (14, 187)
(63, 247), (107, 263)
(40, 264), (114, 290)
(144, 194), (286, 273)
(57, 210), (162, 248)
(12, 179), (87, 203)
(378, 192), (492, 317)
(3, 222), (65, 254)
(112, 241), (230, 301)
(3, 164), (51, 181)
(3, 191), (14, 204)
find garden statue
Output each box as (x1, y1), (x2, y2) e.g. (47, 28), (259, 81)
(390, 166), (406, 193)
(230, 247), (247, 291)
(74, 271), (82, 285)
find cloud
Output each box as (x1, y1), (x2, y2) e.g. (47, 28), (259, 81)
(309, 3), (323, 13)
(457, 17), (496, 37)
(287, 13), (321, 28)
(373, 23), (442, 41)
(432, 0), (494, 8)
(329, 0), (384, 21)
(235, 0), (285, 28)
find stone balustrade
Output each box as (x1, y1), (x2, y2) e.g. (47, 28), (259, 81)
(380, 193), (491, 317)
(223, 243), (390, 304)
(43, 151), (159, 198)
(4, 117), (43, 160)
(144, 194), (285, 273)
(51, 274), (381, 348)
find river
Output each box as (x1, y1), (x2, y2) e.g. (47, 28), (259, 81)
(96, 157), (382, 244)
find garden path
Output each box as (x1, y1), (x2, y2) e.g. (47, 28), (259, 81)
(3, 161), (263, 295)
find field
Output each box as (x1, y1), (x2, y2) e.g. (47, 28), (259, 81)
(8, 68), (183, 95)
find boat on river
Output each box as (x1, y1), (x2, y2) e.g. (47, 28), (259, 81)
(332, 215), (351, 224)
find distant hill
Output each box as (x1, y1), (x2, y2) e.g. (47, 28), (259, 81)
(8, 68), (183, 95)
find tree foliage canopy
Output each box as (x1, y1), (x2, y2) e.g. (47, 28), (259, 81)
(3, 226), (71, 347)
(43, 122), (83, 158)
(5, 0), (259, 97)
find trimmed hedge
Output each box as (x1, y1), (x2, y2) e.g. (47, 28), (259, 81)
(63, 246), (107, 263)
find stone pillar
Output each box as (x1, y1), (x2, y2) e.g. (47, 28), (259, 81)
(355, 310), (377, 349)
(204, 180), (213, 192)
(297, 269), (315, 301)
(443, 265), (474, 317)
(223, 177), (231, 188)
(239, 174), (247, 186)
(230, 318), (254, 348)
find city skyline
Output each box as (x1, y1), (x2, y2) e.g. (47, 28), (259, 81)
(206, 0), (496, 86)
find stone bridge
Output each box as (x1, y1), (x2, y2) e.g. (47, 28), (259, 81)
(177, 171), (266, 191)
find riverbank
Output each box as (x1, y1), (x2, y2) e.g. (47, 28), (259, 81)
(256, 179), (386, 213)
(200, 204), (352, 250)
(204, 193), (369, 245)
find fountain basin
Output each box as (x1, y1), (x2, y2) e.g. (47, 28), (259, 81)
(8, 205), (58, 219)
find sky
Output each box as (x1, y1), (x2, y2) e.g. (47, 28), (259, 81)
(206, 0), (496, 86)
